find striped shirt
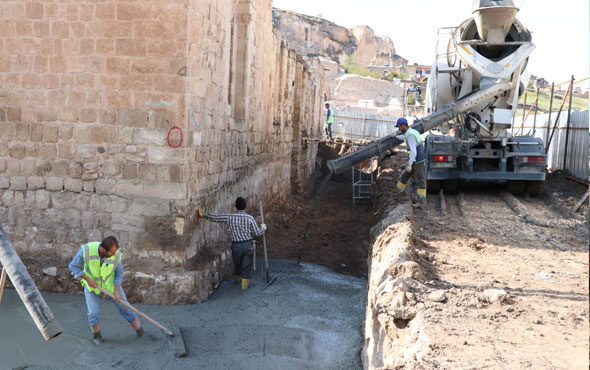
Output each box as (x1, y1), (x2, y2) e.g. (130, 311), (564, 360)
(203, 210), (265, 242)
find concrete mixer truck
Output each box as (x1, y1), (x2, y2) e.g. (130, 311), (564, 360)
(327, 0), (546, 196)
(424, 0), (545, 195)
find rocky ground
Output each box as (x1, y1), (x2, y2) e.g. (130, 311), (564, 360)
(410, 175), (588, 369)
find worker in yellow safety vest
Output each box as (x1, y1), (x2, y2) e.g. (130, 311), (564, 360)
(392, 117), (427, 203)
(68, 236), (143, 345)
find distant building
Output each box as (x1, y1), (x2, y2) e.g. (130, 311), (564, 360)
(532, 76), (549, 90)
(404, 63), (432, 79)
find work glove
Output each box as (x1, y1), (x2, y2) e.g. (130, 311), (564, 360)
(260, 223), (267, 231)
(406, 164), (413, 173)
(197, 208), (203, 218)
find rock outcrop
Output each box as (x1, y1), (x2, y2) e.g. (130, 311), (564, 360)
(272, 9), (356, 62)
(273, 9), (402, 68)
(334, 74), (404, 108)
(351, 26), (396, 67)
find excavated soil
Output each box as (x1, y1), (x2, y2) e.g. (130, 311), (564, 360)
(408, 175), (589, 369)
(363, 154), (588, 369)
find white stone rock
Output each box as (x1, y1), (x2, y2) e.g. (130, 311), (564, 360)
(428, 290), (447, 302)
(483, 289), (507, 303)
(43, 266), (58, 277)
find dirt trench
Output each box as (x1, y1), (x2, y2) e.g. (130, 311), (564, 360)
(263, 174), (373, 278)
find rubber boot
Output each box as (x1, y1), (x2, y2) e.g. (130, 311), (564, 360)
(416, 189), (427, 208)
(241, 278), (250, 290)
(234, 275), (242, 283)
(92, 331), (103, 346)
(396, 181), (406, 192)
(136, 327), (145, 337)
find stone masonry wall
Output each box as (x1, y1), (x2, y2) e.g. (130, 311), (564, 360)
(0, 0), (325, 301)
(0, 1), (191, 264)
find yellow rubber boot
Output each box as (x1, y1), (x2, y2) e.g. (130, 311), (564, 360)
(417, 188), (426, 199)
(241, 278), (250, 290)
(396, 181), (406, 192)
(234, 275), (242, 283)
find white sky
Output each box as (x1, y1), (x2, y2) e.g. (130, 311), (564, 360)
(272, 0), (589, 85)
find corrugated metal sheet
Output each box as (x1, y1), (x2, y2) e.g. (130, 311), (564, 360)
(513, 110), (589, 181)
(328, 108), (398, 141)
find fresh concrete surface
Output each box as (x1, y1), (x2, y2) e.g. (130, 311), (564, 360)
(0, 260), (366, 370)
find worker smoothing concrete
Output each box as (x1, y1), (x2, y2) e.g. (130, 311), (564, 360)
(198, 197), (267, 290)
(68, 236), (144, 345)
(392, 117), (427, 203)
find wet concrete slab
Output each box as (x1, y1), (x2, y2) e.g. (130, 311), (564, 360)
(0, 260), (366, 370)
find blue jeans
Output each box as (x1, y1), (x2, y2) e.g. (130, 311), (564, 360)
(84, 286), (136, 326)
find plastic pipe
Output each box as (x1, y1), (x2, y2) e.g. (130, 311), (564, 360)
(0, 226), (63, 341)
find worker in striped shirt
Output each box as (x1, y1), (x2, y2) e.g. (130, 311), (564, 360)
(198, 197), (266, 290)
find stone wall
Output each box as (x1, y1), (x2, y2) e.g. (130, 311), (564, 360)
(0, 0), (325, 301)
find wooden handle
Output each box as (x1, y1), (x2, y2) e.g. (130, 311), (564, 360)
(259, 201), (270, 280)
(0, 267), (7, 304)
(84, 277), (173, 336)
(253, 241), (256, 271)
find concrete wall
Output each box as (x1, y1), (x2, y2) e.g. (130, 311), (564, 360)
(0, 1), (324, 276)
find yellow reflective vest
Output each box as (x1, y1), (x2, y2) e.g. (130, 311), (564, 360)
(81, 242), (122, 295)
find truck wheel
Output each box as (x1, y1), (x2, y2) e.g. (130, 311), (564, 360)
(427, 180), (441, 193)
(507, 180), (525, 195)
(526, 181), (542, 197)
(442, 179), (458, 194)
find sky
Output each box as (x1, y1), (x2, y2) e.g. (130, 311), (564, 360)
(272, 0), (589, 85)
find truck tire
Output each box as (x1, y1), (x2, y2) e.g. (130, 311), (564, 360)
(427, 180), (441, 193)
(442, 179), (458, 194)
(526, 181), (542, 197)
(507, 180), (525, 195)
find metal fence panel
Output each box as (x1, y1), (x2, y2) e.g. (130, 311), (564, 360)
(329, 108), (398, 141)
(513, 110), (589, 181)
(329, 107), (589, 181)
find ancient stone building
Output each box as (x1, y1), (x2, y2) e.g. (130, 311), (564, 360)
(0, 0), (325, 302)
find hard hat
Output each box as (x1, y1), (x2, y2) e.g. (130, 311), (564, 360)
(395, 117), (408, 127)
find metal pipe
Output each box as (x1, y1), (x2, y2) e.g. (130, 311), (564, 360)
(521, 90), (527, 133)
(545, 83), (554, 148)
(562, 75), (575, 170)
(0, 226), (63, 341)
(546, 81), (572, 152)
(327, 82), (512, 174)
(533, 87), (539, 134)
